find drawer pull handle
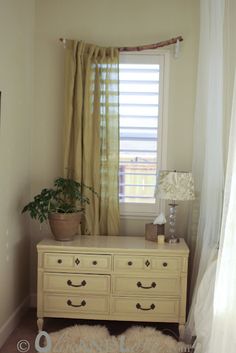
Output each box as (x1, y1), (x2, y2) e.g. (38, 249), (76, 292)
(67, 280), (87, 288)
(145, 260), (151, 267)
(136, 303), (155, 311)
(67, 299), (86, 308)
(57, 259), (62, 264)
(128, 261), (133, 266)
(92, 260), (98, 265)
(137, 281), (156, 289)
(75, 258), (80, 265)
(163, 262), (168, 267)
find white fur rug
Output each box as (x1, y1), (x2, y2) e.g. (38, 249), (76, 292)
(48, 325), (188, 353)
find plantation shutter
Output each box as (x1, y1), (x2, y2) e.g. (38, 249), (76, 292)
(119, 55), (161, 204)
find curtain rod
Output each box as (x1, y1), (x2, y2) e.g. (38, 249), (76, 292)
(59, 36), (183, 52)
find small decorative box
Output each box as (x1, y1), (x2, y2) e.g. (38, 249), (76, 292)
(145, 223), (165, 242)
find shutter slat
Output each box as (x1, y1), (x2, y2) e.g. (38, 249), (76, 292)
(119, 68), (160, 74)
(120, 92), (158, 96)
(119, 172), (156, 176)
(120, 115), (158, 119)
(120, 184), (156, 187)
(119, 80), (159, 85)
(119, 195), (155, 200)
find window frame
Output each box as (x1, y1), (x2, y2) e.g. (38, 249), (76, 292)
(119, 49), (169, 219)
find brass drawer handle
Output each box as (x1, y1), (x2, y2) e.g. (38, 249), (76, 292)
(163, 262), (168, 267)
(67, 280), (87, 288)
(137, 281), (156, 289)
(92, 260), (98, 265)
(67, 299), (86, 308)
(57, 259), (62, 264)
(136, 303), (155, 311)
(128, 261), (133, 266)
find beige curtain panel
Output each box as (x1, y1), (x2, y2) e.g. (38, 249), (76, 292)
(63, 40), (120, 236)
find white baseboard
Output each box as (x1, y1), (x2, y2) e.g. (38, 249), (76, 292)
(30, 293), (37, 308)
(0, 296), (29, 349)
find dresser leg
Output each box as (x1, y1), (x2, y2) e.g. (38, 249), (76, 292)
(179, 324), (185, 340)
(37, 318), (44, 332)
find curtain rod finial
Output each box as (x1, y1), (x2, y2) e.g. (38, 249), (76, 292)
(174, 39), (180, 59)
(59, 38), (67, 48)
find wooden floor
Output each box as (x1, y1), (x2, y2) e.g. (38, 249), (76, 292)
(0, 309), (179, 353)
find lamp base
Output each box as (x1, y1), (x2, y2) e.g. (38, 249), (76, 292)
(167, 202), (179, 244)
(165, 235), (180, 244)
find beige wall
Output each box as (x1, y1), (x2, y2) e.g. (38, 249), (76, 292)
(0, 0), (34, 343)
(30, 0), (199, 293)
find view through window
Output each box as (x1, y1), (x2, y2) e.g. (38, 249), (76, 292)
(119, 52), (166, 214)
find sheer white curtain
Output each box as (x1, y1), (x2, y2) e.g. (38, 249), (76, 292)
(206, 71), (236, 353)
(184, 0), (225, 344)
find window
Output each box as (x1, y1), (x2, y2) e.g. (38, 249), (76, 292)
(119, 52), (168, 217)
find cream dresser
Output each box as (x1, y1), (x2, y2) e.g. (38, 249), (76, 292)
(37, 236), (189, 336)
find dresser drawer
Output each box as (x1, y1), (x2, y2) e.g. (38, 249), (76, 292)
(44, 273), (110, 294)
(78, 254), (111, 272)
(44, 253), (75, 270)
(44, 294), (109, 314)
(112, 275), (180, 296)
(114, 255), (147, 272)
(111, 297), (179, 318)
(151, 257), (182, 272)
(43, 253), (111, 272)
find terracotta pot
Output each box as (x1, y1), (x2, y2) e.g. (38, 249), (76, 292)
(48, 212), (82, 241)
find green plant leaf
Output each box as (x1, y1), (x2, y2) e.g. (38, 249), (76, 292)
(22, 177), (98, 223)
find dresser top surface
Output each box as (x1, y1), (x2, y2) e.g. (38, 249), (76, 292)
(37, 235), (189, 254)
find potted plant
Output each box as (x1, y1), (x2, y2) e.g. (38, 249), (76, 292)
(22, 177), (97, 241)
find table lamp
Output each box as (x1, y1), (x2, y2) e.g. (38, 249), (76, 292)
(157, 170), (195, 243)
